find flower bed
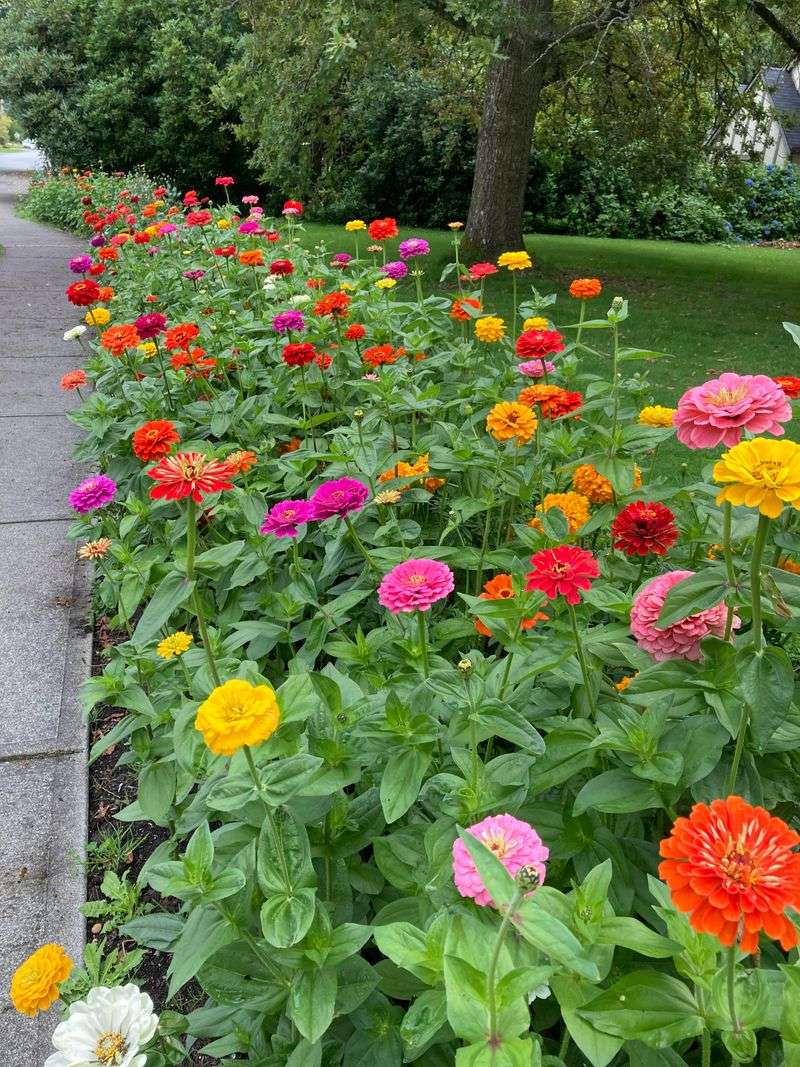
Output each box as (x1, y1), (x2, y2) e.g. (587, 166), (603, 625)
(11, 171), (800, 1066)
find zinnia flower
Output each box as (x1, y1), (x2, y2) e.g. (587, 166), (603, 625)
(399, 238), (430, 259)
(134, 312), (167, 339)
(515, 329), (565, 360)
(226, 450), (257, 474)
(240, 249), (264, 267)
(375, 277), (396, 290)
(378, 558), (455, 613)
(363, 344), (401, 367)
(164, 323), (199, 351)
(517, 359), (556, 378)
(314, 291), (350, 318)
(713, 437), (800, 518)
(518, 385), (582, 420)
(380, 260), (408, 280)
(452, 814), (548, 907)
(451, 298), (481, 321)
(331, 252), (352, 267)
(65, 279), (101, 306)
(64, 325), (87, 341)
(630, 570), (738, 661)
(11, 944), (73, 1016)
(85, 307), (110, 327)
(60, 370), (87, 391)
(780, 557), (800, 575)
(469, 262), (498, 280)
(473, 574), (548, 637)
(147, 452), (235, 503)
(69, 475), (116, 514)
(497, 251), (532, 271)
(260, 499), (312, 538)
(675, 372), (791, 449)
(486, 401), (537, 445)
(100, 324), (140, 357)
(44, 984), (158, 1067)
(308, 477), (369, 520)
(132, 419), (180, 461)
(344, 323), (366, 340)
(195, 678), (280, 756)
(569, 278), (602, 299)
(525, 545), (599, 605)
(530, 493), (590, 535)
(572, 462), (640, 502)
(269, 258), (294, 276)
(475, 316), (506, 342)
(639, 405), (676, 428)
(157, 632), (193, 659)
(523, 317), (549, 330)
(69, 254), (93, 274)
(345, 219), (366, 232)
(283, 198), (303, 215)
(659, 796), (800, 954)
(774, 375), (800, 400)
(612, 501), (678, 557)
(215, 176), (234, 186)
(78, 538), (111, 560)
(282, 342), (316, 367)
(367, 217), (399, 240)
(272, 310), (306, 334)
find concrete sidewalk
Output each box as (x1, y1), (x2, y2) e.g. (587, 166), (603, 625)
(0, 174), (91, 1062)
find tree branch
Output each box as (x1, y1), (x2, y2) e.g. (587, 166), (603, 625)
(749, 1), (800, 57)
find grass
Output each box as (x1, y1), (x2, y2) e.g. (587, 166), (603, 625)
(301, 224), (800, 404)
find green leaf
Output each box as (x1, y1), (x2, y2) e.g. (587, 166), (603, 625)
(455, 1036), (541, 1066)
(261, 889), (317, 948)
(596, 917), (680, 958)
(167, 906), (237, 999)
(399, 988), (448, 1059)
(197, 940), (288, 1012)
(257, 754), (325, 804)
(781, 966), (800, 1044)
(380, 748), (432, 823)
(511, 898), (599, 981)
(286, 1040), (322, 1067)
(443, 954), (488, 1043)
(551, 976), (623, 1067)
(132, 570), (195, 644)
(573, 769), (662, 816)
(138, 759), (176, 824)
(257, 806), (315, 897)
(456, 828), (516, 908)
(288, 967), (338, 1044)
(372, 923), (437, 984)
(184, 822), (213, 879)
(656, 570), (727, 629)
(578, 972), (702, 1047)
(739, 645), (795, 750)
(783, 321), (800, 349)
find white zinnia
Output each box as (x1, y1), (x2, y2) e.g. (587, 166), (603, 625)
(63, 325), (87, 341)
(45, 984), (158, 1067)
(289, 294), (311, 306)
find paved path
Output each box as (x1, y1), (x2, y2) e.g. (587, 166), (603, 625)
(0, 173), (90, 1062)
(0, 147), (46, 172)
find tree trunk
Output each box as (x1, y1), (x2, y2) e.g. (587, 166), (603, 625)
(465, 0), (552, 257)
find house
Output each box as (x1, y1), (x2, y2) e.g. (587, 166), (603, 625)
(718, 62), (800, 166)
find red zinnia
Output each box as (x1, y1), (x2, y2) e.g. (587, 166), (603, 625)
(270, 259), (294, 276)
(659, 796), (800, 954)
(283, 199), (303, 215)
(774, 376), (800, 400)
(185, 210), (213, 226)
(60, 370), (87, 391)
(164, 323), (200, 351)
(282, 342), (316, 367)
(515, 329), (566, 360)
(147, 451), (235, 503)
(525, 545), (599, 605)
(469, 262), (498, 280)
(314, 291), (350, 318)
(344, 323), (365, 341)
(518, 385), (582, 420)
(315, 352), (332, 370)
(474, 574), (548, 638)
(132, 419), (180, 462)
(363, 344), (401, 367)
(367, 217), (399, 241)
(65, 279), (101, 307)
(213, 245), (236, 257)
(611, 501), (678, 557)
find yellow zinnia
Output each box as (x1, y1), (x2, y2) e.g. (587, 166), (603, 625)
(157, 632), (193, 660)
(486, 401), (537, 445)
(11, 944), (73, 1017)
(523, 316), (549, 331)
(375, 278), (396, 290)
(529, 492), (590, 535)
(195, 678), (281, 756)
(497, 250), (532, 271)
(713, 438), (800, 518)
(345, 219), (366, 232)
(639, 405), (675, 428)
(217, 218), (231, 230)
(137, 341), (157, 359)
(85, 306), (110, 327)
(475, 316), (506, 342)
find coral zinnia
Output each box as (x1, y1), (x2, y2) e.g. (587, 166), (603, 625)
(378, 558), (455, 613)
(530, 492), (590, 536)
(100, 324), (140, 357)
(195, 678), (281, 756)
(630, 570), (738, 661)
(147, 452), (235, 503)
(486, 401), (537, 445)
(518, 384), (582, 420)
(474, 574), (548, 637)
(675, 372), (791, 449)
(240, 249), (264, 267)
(363, 344), (401, 367)
(308, 477), (369, 520)
(10, 944), (73, 1016)
(497, 251), (532, 271)
(313, 291), (350, 317)
(713, 437), (800, 518)
(77, 538), (112, 560)
(639, 405), (676, 428)
(475, 316), (506, 342)
(515, 329), (565, 360)
(367, 217), (399, 240)
(659, 796), (800, 953)
(226, 450), (257, 474)
(452, 814), (548, 907)
(774, 375), (800, 400)
(612, 501), (678, 557)
(569, 278), (602, 299)
(525, 545), (599, 605)
(164, 323), (200, 351)
(60, 370), (87, 391)
(469, 262), (498, 280)
(132, 419), (180, 462)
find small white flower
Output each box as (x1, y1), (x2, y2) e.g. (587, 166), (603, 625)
(63, 325), (87, 342)
(289, 293), (311, 306)
(45, 984), (158, 1067)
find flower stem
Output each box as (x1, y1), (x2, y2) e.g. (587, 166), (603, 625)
(185, 497), (221, 687)
(701, 1028), (711, 1067)
(722, 502), (737, 641)
(486, 887), (524, 1046)
(343, 514), (378, 573)
(726, 945), (740, 1035)
(608, 321), (620, 457)
(567, 602), (597, 717)
(575, 299), (586, 347)
(416, 610), (430, 678)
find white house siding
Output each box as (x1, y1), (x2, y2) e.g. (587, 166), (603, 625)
(723, 86), (791, 164)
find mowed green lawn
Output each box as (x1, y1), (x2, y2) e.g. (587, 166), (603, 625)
(302, 224), (800, 403)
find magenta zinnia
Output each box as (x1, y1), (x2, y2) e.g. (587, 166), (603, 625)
(260, 499), (312, 538)
(308, 478), (369, 520)
(69, 475), (117, 514)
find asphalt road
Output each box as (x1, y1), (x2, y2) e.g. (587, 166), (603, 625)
(0, 147), (45, 172)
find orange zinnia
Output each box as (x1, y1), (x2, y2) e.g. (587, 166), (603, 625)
(659, 796), (800, 954)
(474, 574), (548, 637)
(100, 323), (140, 357)
(450, 297), (481, 321)
(486, 401), (537, 445)
(239, 249), (264, 267)
(226, 449), (257, 473)
(518, 385), (582, 420)
(569, 277), (602, 299)
(164, 323), (200, 351)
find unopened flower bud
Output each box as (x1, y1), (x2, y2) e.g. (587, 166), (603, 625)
(516, 865), (541, 892)
(457, 657), (473, 673)
(611, 296), (624, 311)
(354, 408), (364, 420)
(463, 404), (474, 416)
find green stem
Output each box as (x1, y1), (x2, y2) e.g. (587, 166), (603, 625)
(567, 602), (597, 717)
(416, 611), (430, 678)
(511, 272), (518, 339)
(575, 299), (586, 347)
(608, 322), (620, 457)
(486, 887), (524, 1046)
(185, 498), (221, 687)
(343, 514), (378, 573)
(558, 1029), (571, 1062)
(722, 502), (737, 641)
(726, 945), (740, 1036)
(701, 1028), (711, 1067)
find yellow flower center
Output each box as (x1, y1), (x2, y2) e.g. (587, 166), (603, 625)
(406, 573), (427, 586)
(753, 460), (783, 485)
(483, 833), (509, 858)
(177, 457), (205, 479)
(95, 1031), (128, 1063)
(706, 386), (748, 406)
(719, 841), (757, 887)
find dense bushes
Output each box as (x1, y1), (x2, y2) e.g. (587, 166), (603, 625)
(18, 170), (167, 232)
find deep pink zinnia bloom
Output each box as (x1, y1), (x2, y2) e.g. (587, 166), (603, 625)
(525, 545), (599, 605)
(378, 558), (454, 614)
(215, 176), (234, 186)
(518, 359), (556, 378)
(238, 220), (261, 235)
(134, 313), (167, 339)
(308, 478), (369, 520)
(69, 255), (93, 274)
(398, 238), (430, 259)
(272, 310), (306, 335)
(69, 474), (117, 514)
(452, 814), (549, 907)
(259, 499), (312, 538)
(630, 570), (739, 661)
(381, 260), (408, 280)
(674, 372), (791, 450)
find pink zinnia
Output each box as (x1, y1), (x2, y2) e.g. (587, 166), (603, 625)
(452, 814), (548, 907)
(674, 372), (791, 450)
(69, 474), (117, 513)
(272, 310), (305, 335)
(308, 478), (369, 520)
(260, 499), (312, 538)
(378, 558), (454, 614)
(630, 570), (740, 661)
(398, 238), (430, 259)
(517, 359), (556, 378)
(215, 176), (234, 186)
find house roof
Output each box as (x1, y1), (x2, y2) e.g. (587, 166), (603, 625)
(762, 66), (800, 149)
